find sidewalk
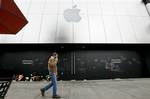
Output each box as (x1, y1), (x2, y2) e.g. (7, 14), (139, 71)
(5, 78), (150, 99)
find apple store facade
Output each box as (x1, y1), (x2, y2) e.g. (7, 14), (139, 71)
(0, 0), (149, 43)
(0, 0), (150, 80)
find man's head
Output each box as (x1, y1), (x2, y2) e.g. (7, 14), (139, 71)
(52, 52), (58, 58)
(48, 52), (58, 59)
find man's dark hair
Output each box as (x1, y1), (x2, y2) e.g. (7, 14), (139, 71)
(52, 52), (57, 56)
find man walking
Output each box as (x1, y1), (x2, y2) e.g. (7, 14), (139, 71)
(40, 52), (60, 98)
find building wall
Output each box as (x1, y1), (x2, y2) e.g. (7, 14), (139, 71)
(0, 0), (150, 43)
(0, 50), (145, 80)
(74, 51), (143, 80)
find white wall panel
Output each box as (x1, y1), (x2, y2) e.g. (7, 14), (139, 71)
(130, 16), (150, 43)
(22, 15), (42, 43)
(87, 0), (102, 15)
(44, 0), (58, 14)
(74, 0), (87, 15)
(0, 35), (8, 43)
(117, 16), (137, 43)
(103, 16), (122, 43)
(73, 15), (90, 43)
(28, 0), (46, 14)
(56, 15), (73, 43)
(101, 0), (115, 16)
(126, 3), (145, 16)
(113, 1), (128, 16)
(89, 15), (106, 43)
(39, 15), (57, 43)
(58, 0), (72, 15)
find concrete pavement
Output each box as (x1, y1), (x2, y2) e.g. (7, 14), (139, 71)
(5, 78), (150, 99)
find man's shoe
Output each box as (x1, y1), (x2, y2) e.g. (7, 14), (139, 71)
(52, 95), (61, 98)
(40, 89), (45, 96)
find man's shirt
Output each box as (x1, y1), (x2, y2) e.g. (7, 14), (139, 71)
(48, 56), (58, 75)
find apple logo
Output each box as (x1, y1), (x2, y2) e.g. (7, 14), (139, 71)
(63, 5), (82, 22)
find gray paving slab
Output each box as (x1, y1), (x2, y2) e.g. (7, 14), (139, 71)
(4, 78), (150, 99)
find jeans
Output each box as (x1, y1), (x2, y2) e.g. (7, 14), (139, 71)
(41, 73), (57, 96)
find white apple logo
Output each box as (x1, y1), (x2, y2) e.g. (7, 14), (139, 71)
(63, 5), (82, 22)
